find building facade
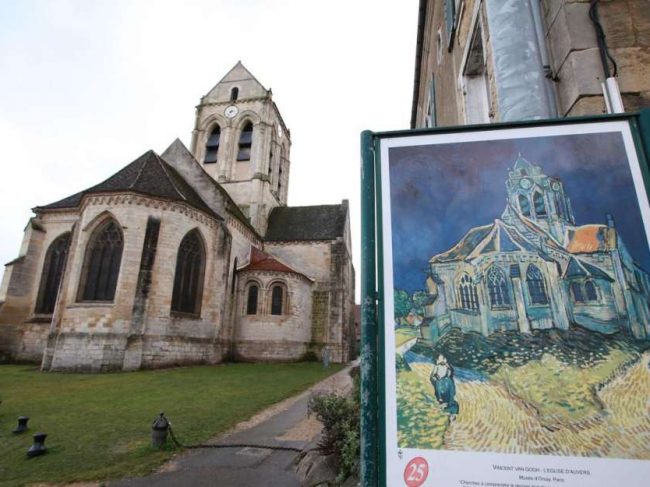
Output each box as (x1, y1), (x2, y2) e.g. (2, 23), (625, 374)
(412, 0), (650, 128)
(0, 63), (356, 371)
(425, 155), (650, 344)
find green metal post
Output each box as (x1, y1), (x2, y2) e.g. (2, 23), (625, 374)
(638, 109), (650, 164)
(360, 130), (378, 487)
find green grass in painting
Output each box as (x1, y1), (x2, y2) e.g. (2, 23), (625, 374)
(395, 327), (418, 347)
(0, 362), (342, 487)
(396, 371), (448, 449)
(493, 349), (634, 421)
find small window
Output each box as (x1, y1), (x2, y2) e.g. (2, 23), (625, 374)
(246, 284), (259, 314)
(534, 191), (546, 217)
(80, 220), (123, 301)
(585, 280), (598, 302)
(230, 87), (239, 102)
(35, 233), (71, 314)
(171, 230), (205, 315)
(571, 282), (584, 303)
(204, 126), (220, 164)
(519, 194), (531, 217)
(271, 285), (284, 315)
(237, 123), (253, 161)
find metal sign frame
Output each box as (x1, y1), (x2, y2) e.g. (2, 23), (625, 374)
(361, 110), (650, 487)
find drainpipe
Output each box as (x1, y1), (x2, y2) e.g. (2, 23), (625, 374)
(529, 0), (558, 118)
(589, 0), (624, 113)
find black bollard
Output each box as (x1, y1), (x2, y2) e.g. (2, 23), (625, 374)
(151, 412), (170, 448)
(12, 416), (29, 434)
(27, 432), (47, 458)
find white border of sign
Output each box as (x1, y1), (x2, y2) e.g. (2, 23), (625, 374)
(379, 120), (650, 486)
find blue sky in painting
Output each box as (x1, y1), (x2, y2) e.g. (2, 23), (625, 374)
(388, 131), (650, 294)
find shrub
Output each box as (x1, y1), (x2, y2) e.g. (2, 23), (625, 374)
(308, 368), (360, 483)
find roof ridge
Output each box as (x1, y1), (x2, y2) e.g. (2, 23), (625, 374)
(129, 150), (154, 190)
(152, 153), (187, 203)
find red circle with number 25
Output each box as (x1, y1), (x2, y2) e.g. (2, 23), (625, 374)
(404, 457), (429, 487)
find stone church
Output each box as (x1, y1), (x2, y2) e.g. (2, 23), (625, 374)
(424, 155), (650, 344)
(0, 63), (356, 371)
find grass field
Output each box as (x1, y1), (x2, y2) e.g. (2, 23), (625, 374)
(0, 362), (342, 487)
(395, 327), (418, 347)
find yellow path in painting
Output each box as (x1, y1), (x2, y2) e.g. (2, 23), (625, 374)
(409, 353), (650, 458)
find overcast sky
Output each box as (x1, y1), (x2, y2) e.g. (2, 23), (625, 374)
(0, 0), (418, 301)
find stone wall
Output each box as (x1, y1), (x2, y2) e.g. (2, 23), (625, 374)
(542, 0), (650, 116)
(42, 193), (229, 372)
(234, 271), (313, 361)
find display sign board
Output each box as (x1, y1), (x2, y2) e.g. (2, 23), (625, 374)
(361, 113), (650, 487)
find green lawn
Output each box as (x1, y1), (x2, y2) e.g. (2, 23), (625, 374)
(0, 362), (342, 486)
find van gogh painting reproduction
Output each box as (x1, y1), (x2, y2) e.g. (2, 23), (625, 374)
(384, 124), (650, 461)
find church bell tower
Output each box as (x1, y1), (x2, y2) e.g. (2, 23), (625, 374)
(190, 62), (291, 236)
(506, 155), (575, 243)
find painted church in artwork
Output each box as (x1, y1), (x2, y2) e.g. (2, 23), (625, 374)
(0, 63), (355, 371)
(423, 155), (650, 344)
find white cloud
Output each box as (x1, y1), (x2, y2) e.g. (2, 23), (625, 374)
(0, 0), (418, 301)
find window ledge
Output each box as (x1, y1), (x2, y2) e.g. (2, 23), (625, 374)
(170, 311), (201, 320)
(69, 301), (114, 309)
(26, 314), (53, 323)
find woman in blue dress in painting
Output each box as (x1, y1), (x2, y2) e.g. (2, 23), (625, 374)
(430, 354), (459, 420)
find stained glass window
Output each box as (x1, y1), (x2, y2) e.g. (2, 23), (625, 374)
(458, 274), (478, 311)
(35, 233), (71, 313)
(171, 230), (205, 314)
(271, 285), (284, 315)
(81, 220), (123, 301)
(246, 284), (258, 315)
(487, 265), (510, 308)
(526, 264), (548, 305)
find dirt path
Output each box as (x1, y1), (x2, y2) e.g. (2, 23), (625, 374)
(408, 353), (650, 458)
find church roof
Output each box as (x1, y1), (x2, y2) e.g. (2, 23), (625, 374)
(36, 151), (218, 218)
(563, 257), (613, 281)
(238, 246), (312, 280)
(429, 224), (493, 263)
(566, 225), (616, 253)
(265, 203), (348, 242)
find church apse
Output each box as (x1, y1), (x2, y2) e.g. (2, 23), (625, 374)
(420, 155), (650, 343)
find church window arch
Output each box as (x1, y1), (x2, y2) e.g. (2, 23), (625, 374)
(35, 232), (71, 314)
(518, 194), (531, 217)
(585, 280), (598, 302)
(487, 265), (510, 308)
(171, 230), (206, 315)
(79, 219), (123, 302)
(237, 122), (253, 161)
(230, 87), (239, 102)
(269, 281), (288, 315)
(246, 281), (259, 315)
(457, 273), (478, 311)
(570, 281), (584, 303)
(533, 191), (547, 217)
(526, 264), (548, 305)
(204, 125), (221, 164)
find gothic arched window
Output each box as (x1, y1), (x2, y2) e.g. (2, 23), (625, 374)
(518, 194), (531, 217)
(570, 282), (584, 303)
(246, 283), (259, 314)
(458, 274), (478, 311)
(526, 264), (548, 305)
(204, 126), (220, 164)
(80, 220), (123, 301)
(237, 122), (253, 161)
(171, 230), (205, 315)
(533, 191), (547, 217)
(270, 283), (287, 315)
(230, 87), (239, 102)
(35, 233), (71, 314)
(585, 280), (598, 302)
(487, 265), (510, 308)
